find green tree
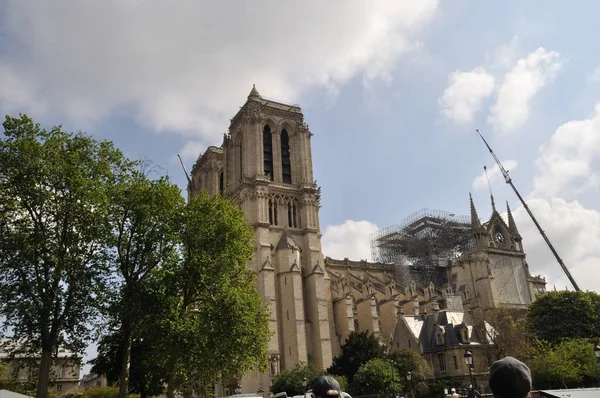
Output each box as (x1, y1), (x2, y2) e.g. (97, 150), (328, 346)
(386, 349), (432, 390)
(351, 358), (402, 396)
(158, 193), (270, 398)
(528, 338), (600, 389)
(527, 291), (600, 344)
(472, 307), (531, 360)
(90, 331), (167, 398)
(105, 170), (183, 398)
(270, 362), (325, 396)
(0, 115), (132, 398)
(328, 331), (386, 383)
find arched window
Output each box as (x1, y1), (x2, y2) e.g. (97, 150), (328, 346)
(236, 134), (243, 181)
(263, 126), (273, 180)
(281, 129), (291, 183)
(268, 198), (278, 226)
(287, 199), (299, 228)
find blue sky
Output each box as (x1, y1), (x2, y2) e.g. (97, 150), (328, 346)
(2, 0), (600, 371)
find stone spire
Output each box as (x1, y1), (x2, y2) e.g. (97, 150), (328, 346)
(470, 193), (481, 230)
(248, 84), (261, 101)
(470, 193), (487, 249)
(490, 193), (497, 213)
(506, 201), (522, 241)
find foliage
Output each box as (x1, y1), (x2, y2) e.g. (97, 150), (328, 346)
(90, 331), (166, 398)
(104, 169), (184, 398)
(527, 291), (600, 344)
(271, 362), (325, 396)
(528, 338), (600, 389)
(333, 375), (349, 394)
(473, 307), (531, 360)
(65, 386), (140, 398)
(156, 192), (271, 398)
(351, 358), (402, 396)
(0, 114), (132, 398)
(420, 378), (453, 398)
(0, 362), (7, 385)
(387, 349), (432, 390)
(327, 331), (387, 383)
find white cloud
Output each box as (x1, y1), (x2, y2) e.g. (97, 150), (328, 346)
(488, 36), (520, 70)
(439, 67), (496, 123)
(488, 47), (563, 133)
(532, 104), (600, 198)
(178, 141), (207, 163)
(513, 197), (600, 292)
(589, 65), (600, 83)
(0, 0), (438, 141)
(321, 220), (379, 261)
(472, 160), (518, 191)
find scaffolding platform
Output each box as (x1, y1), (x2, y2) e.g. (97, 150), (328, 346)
(370, 208), (474, 288)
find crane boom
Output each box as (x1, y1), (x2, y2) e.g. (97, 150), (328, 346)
(475, 130), (581, 292)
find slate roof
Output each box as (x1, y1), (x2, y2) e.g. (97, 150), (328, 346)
(402, 309), (492, 352)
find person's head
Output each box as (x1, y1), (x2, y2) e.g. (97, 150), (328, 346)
(488, 356), (532, 398)
(451, 388), (456, 393)
(311, 376), (341, 398)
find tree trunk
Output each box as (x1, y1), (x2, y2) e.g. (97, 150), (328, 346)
(166, 358), (177, 398)
(119, 323), (133, 398)
(36, 348), (53, 398)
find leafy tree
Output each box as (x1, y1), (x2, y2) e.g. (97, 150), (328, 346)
(158, 192), (270, 398)
(473, 307), (531, 360)
(328, 331), (386, 383)
(386, 349), (432, 390)
(270, 362), (325, 396)
(527, 291), (600, 344)
(528, 338), (600, 389)
(90, 331), (167, 398)
(105, 170), (183, 398)
(0, 115), (132, 398)
(351, 358), (401, 396)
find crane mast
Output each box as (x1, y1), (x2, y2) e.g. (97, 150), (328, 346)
(475, 130), (581, 292)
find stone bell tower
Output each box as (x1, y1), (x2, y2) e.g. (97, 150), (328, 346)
(449, 194), (546, 310)
(189, 86), (333, 394)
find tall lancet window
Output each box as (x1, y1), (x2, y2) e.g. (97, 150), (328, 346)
(287, 199), (299, 228)
(281, 129), (291, 184)
(263, 125), (273, 180)
(219, 171), (224, 194)
(238, 143), (243, 180)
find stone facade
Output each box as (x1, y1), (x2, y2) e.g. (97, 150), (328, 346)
(189, 87), (546, 395)
(0, 340), (81, 396)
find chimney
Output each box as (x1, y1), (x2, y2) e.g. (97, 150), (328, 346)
(412, 301), (419, 316)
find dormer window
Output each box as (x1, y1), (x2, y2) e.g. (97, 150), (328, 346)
(435, 326), (445, 346)
(459, 324), (470, 344)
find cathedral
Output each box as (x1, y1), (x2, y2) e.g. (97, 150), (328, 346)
(188, 87), (547, 395)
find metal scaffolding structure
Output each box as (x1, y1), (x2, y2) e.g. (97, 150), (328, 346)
(370, 208), (474, 288)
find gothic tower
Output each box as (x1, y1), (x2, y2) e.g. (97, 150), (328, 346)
(449, 195), (546, 310)
(189, 86), (333, 394)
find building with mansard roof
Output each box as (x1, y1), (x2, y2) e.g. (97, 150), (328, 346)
(188, 86), (546, 396)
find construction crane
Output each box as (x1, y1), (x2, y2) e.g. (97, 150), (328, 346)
(476, 129), (581, 292)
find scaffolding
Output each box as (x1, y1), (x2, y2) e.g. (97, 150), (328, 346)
(370, 208), (474, 288)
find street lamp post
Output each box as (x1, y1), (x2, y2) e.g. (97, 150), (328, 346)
(464, 350), (475, 390)
(406, 372), (412, 398)
(302, 377), (308, 394)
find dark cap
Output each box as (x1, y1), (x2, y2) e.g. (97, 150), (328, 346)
(489, 356), (532, 398)
(311, 376), (341, 398)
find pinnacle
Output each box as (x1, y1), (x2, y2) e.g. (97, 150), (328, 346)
(248, 84), (261, 100)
